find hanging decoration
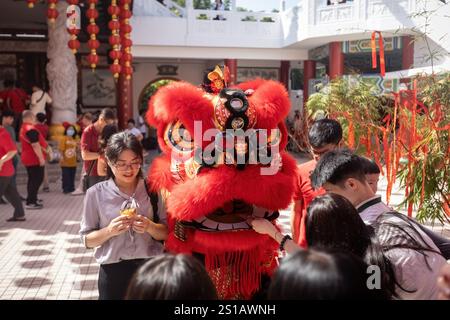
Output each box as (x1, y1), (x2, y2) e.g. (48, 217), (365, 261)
(47, 0), (58, 24)
(86, 0), (100, 69)
(371, 31), (386, 77)
(27, 0), (37, 8)
(108, 0), (121, 79)
(119, 0), (133, 80)
(66, 0), (81, 54)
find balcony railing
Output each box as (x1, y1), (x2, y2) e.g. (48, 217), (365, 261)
(131, 0), (430, 48)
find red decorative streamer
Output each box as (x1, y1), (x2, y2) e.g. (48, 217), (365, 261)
(371, 31), (386, 77)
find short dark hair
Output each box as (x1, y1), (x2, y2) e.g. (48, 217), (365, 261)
(308, 119), (343, 149)
(36, 112), (47, 123)
(1, 109), (15, 119)
(3, 79), (14, 88)
(360, 157), (381, 174)
(99, 124), (119, 152)
(82, 112), (93, 122)
(127, 118), (135, 125)
(125, 254), (218, 300)
(310, 149), (366, 189)
(268, 249), (386, 300)
(99, 108), (116, 121)
(105, 131), (143, 179)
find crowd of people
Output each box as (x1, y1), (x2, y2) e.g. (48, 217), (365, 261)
(1, 81), (449, 300)
(72, 113), (448, 300)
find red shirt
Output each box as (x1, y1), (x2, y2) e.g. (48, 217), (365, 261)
(80, 124), (100, 176)
(0, 88), (28, 114)
(292, 160), (325, 247)
(35, 123), (49, 140)
(19, 122), (48, 167)
(0, 127), (17, 176)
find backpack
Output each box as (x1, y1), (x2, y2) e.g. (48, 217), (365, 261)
(143, 179), (159, 223)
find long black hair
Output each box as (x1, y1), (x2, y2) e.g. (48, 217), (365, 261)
(125, 254), (218, 300)
(104, 131), (143, 179)
(305, 193), (397, 298)
(268, 249), (387, 300)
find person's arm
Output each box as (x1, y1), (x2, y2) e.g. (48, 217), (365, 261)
(80, 130), (100, 161)
(80, 189), (132, 248)
(136, 132), (143, 142)
(249, 218), (300, 254)
(85, 215), (132, 248)
(132, 215), (168, 241)
(0, 150), (17, 171)
(97, 156), (107, 176)
(31, 142), (45, 166)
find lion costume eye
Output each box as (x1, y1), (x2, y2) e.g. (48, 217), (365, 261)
(163, 121), (194, 154)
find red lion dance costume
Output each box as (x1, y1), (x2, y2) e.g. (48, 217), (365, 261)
(146, 67), (297, 299)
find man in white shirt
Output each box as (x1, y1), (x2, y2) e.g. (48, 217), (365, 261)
(126, 119), (143, 142)
(30, 85), (52, 116)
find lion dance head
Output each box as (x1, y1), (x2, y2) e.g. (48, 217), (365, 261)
(146, 71), (297, 299)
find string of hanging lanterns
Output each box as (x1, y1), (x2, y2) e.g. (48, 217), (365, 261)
(108, 0), (121, 79)
(66, 0), (80, 54)
(119, 0), (133, 80)
(86, 0), (100, 69)
(25, 0), (133, 81)
(47, 0), (59, 24)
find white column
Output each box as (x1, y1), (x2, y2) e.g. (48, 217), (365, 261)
(46, 1), (77, 125)
(230, 0), (237, 11)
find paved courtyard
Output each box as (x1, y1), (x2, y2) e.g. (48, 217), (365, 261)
(0, 151), (448, 300)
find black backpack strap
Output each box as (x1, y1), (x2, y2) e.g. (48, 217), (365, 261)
(144, 179), (159, 223)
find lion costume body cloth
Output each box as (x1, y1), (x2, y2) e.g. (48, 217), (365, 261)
(146, 78), (297, 299)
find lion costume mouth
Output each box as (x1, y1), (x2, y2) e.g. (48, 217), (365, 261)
(180, 200), (279, 232)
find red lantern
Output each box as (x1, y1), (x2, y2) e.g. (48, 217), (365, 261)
(110, 63), (121, 78)
(67, 0), (79, 5)
(47, 8), (58, 23)
(87, 54), (99, 69)
(109, 50), (122, 61)
(87, 0), (98, 3)
(119, 10), (132, 20)
(108, 20), (121, 31)
(68, 39), (80, 53)
(119, 0), (132, 4)
(27, 0), (37, 8)
(88, 39), (100, 50)
(86, 8), (99, 19)
(67, 28), (80, 35)
(87, 24), (99, 35)
(121, 38), (132, 48)
(120, 23), (132, 34)
(109, 35), (121, 46)
(108, 5), (120, 17)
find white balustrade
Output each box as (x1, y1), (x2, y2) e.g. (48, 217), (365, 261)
(132, 0), (430, 49)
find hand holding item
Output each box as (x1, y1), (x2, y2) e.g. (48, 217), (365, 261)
(132, 215), (152, 234)
(108, 215), (131, 237)
(120, 207), (137, 218)
(248, 217), (277, 236)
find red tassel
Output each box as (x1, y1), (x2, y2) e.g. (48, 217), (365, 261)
(371, 31), (386, 77)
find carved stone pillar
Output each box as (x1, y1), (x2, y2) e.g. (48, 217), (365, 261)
(47, 1), (78, 139)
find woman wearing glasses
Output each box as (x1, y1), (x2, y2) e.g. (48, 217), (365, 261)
(80, 132), (168, 300)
